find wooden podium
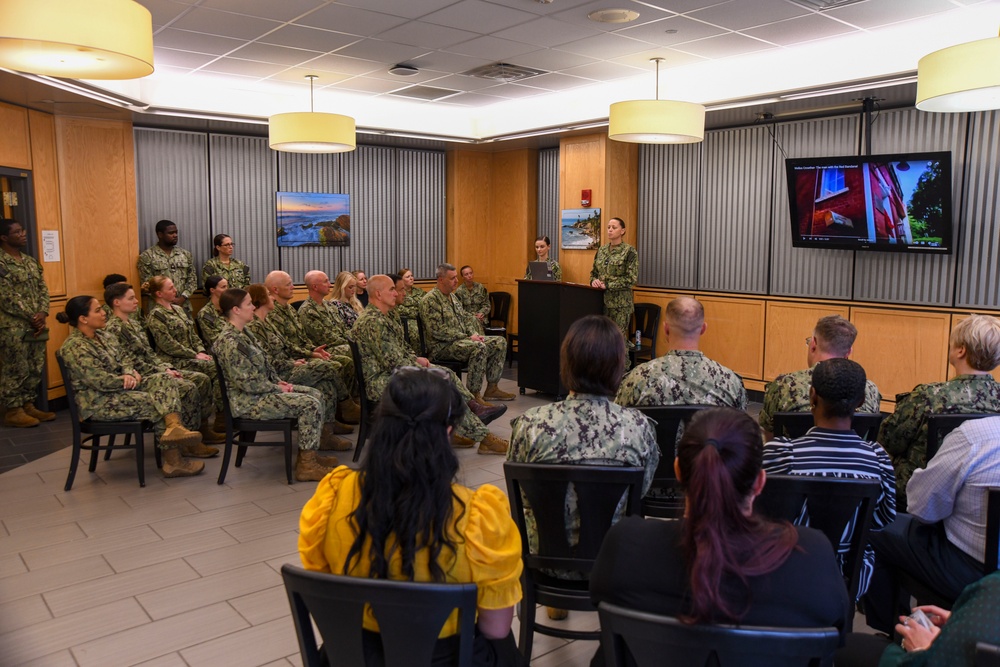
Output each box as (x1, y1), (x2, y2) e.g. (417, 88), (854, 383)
(517, 279), (604, 396)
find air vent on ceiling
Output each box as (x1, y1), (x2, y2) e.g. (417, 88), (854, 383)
(388, 86), (460, 101)
(462, 62), (548, 83)
(786, 0), (866, 9)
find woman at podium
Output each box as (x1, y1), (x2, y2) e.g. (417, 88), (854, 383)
(524, 235), (562, 281)
(589, 217), (638, 346)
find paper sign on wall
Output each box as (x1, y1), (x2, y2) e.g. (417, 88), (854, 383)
(42, 231), (60, 262)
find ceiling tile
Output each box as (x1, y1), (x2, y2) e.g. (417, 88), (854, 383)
(555, 32), (653, 59)
(518, 72), (597, 91)
(267, 68), (352, 85)
(633, 0), (732, 13)
(154, 28), (248, 55)
(331, 76), (412, 94)
(333, 39), (431, 63)
(610, 47), (706, 70)
(421, 0), (539, 33)
(258, 25), (360, 53)
(140, 0), (195, 27)
(479, 82), (551, 99)
(493, 17), (604, 47)
(615, 15), (727, 46)
(168, 7), (282, 40)
(229, 42), (324, 66)
(444, 35), (543, 60)
(824, 0), (959, 29)
(330, 0), (458, 21)
(509, 48), (598, 73)
(550, 0), (673, 32)
(197, 0), (328, 22)
(484, 0), (598, 16)
(365, 66), (457, 84)
(687, 0), (809, 30)
(742, 13), (856, 46)
(293, 4), (409, 37)
(437, 91), (506, 106)
(299, 53), (385, 76)
(562, 60), (647, 80)
(152, 47), (220, 70)
(407, 51), (492, 74)
(373, 22), (479, 50)
(415, 73), (500, 91)
(199, 58), (290, 78)
(670, 31), (777, 59)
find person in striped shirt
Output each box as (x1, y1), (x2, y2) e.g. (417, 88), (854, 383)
(762, 357), (896, 600)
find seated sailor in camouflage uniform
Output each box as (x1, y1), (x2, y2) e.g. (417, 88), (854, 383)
(195, 275), (228, 347)
(352, 275), (509, 455)
(759, 315), (881, 441)
(104, 282), (223, 453)
(245, 283), (359, 450)
(455, 265), (490, 335)
(879, 313), (1000, 507)
(419, 263), (514, 403)
(213, 288), (338, 482)
(395, 267), (425, 354)
(144, 275), (224, 429)
(616, 297), (747, 410)
(57, 295), (206, 478)
(297, 270), (353, 357)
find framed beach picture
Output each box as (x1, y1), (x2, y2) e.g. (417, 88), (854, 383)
(561, 208), (601, 250)
(276, 191), (351, 247)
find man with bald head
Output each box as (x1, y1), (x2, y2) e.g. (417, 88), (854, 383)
(297, 270), (352, 355)
(615, 296), (747, 410)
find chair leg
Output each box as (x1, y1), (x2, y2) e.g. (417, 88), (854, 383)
(284, 431), (294, 484)
(519, 581), (537, 660)
(217, 432), (235, 485)
(64, 434), (83, 492)
(104, 433), (116, 460)
(154, 441), (162, 469)
(88, 435), (102, 472)
(135, 429), (145, 488)
(353, 420), (368, 463)
(236, 431), (256, 467)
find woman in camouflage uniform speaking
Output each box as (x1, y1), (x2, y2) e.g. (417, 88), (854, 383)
(589, 217), (638, 354)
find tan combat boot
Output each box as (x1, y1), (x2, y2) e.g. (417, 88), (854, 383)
(295, 449), (335, 482)
(183, 442), (220, 458)
(478, 433), (509, 455)
(4, 407), (39, 428)
(331, 421), (354, 435)
(212, 411), (227, 434)
(160, 413), (203, 450)
(161, 447), (205, 478)
(483, 383), (516, 402)
(200, 418), (226, 444)
(23, 402), (56, 422)
(336, 399), (361, 425)
(320, 423), (352, 451)
(451, 434), (476, 448)
(473, 395), (497, 408)
(315, 452), (340, 468)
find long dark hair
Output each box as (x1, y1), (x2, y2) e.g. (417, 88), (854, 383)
(560, 314), (625, 396)
(677, 408), (798, 623)
(344, 369), (466, 582)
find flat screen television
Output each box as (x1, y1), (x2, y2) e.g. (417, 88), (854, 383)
(785, 151), (953, 253)
(276, 191), (351, 247)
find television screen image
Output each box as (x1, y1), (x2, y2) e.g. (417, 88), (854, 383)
(276, 191), (351, 247)
(785, 151), (953, 254)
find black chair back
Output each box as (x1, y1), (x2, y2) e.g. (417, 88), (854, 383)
(488, 291), (511, 329)
(771, 412), (885, 440)
(631, 303), (660, 364)
(598, 602), (840, 667)
(755, 474), (880, 609)
(634, 405), (712, 518)
(399, 316), (423, 355)
(417, 315), (466, 377)
(986, 487), (1000, 575)
(290, 299), (305, 310)
(346, 338), (377, 463)
(977, 642), (1000, 667)
(926, 413), (997, 460)
(281, 564), (478, 667)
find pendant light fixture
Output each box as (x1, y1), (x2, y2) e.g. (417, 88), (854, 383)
(0, 0), (153, 79)
(609, 57), (705, 144)
(269, 75), (356, 153)
(916, 28), (1000, 113)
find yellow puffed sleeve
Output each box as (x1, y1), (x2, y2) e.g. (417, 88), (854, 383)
(463, 484), (523, 610)
(298, 466), (356, 572)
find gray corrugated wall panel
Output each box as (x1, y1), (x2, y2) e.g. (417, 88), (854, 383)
(699, 126), (771, 294)
(276, 152), (345, 283)
(397, 149), (445, 280)
(134, 129), (210, 279)
(537, 148), (560, 263)
(957, 110), (1000, 308)
(853, 107), (966, 305)
(769, 116), (858, 299)
(637, 142), (701, 289)
(208, 134), (277, 287)
(341, 145), (397, 277)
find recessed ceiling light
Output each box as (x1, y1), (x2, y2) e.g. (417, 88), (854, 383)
(388, 64), (419, 76)
(588, 8), (640, 24)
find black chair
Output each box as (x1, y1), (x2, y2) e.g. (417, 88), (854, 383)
(213, 358), (295, 484)
(346, 338), (377, 463)
(290, 299), (305, 311)
(978, 642), (1000, 667)
(416, 315), (467, 379)
(755, 474), (880, 622)
(399, 316), (422, 354)
(485, 290), (511, 339)
(281, 564), (478, 667)
(926, 413), (997, 460)
(771, 412), (885, 440)
(634, 405), (712, 518)
(986, 487), (1000, 575)
(630, 303), (660, 365)
(504, 461), (645, 660)
(597, 602), (840, 667)
(57, 351), (160, 491)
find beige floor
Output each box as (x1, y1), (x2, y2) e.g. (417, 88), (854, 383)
(0, 379), (608, 667)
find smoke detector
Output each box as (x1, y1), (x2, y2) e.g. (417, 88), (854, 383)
(588, 8), (640, 23)
(388, 64), (419, 76)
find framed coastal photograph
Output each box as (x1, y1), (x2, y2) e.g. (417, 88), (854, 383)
(561, 208), (601, 250)
(276, 191), (351, 247)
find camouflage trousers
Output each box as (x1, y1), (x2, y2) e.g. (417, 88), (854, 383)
(328, 345), (358, 397)
(606, 295), (634, 371)
(233, 385), (324, 451)
(286, 359), (349, 423)
(166, 357), (223, 412)
(176, 369), (214, 424)
(88, 372), (198, 445)
(0, 328), (46, 409)
(433, 336), (506, 396)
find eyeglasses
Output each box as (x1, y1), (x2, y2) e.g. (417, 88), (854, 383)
(393, 365), (449, 380)
(219, 242), (234, 247)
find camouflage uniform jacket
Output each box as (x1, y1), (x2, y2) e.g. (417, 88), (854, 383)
(138, 245), (197, 299)
(615, 349), (748, 410)
(589, 242), (638, 307)
(104, 314), (169, 377)
(759, 365), (882, 434)
(267, 301), (315, 358)
(396, 288), (425, 321)
(0, 250), (48, 331)
(298, 298), (349, 349)
(350, 304), (416, 401)
(508, 394), (659, 564)
(59, 328), (136, 420)
(419, 288), (474, 358)
(212, 324), (282, 412)
(456, 282), (490, 321)
(201, 257), (250, 289)
(196, 303), (225, 347)
(246, 317), (300, 377)
(879, 374), (1000, 495)
(524, 258), (562, 282)
(146, 302), (206, 360)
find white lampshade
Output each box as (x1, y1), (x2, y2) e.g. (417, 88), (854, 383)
(916, 33), (1000, 112)
(0, 0), (153, 79)
(268, 112), (356, 153)
(609, 99), (706, 144)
